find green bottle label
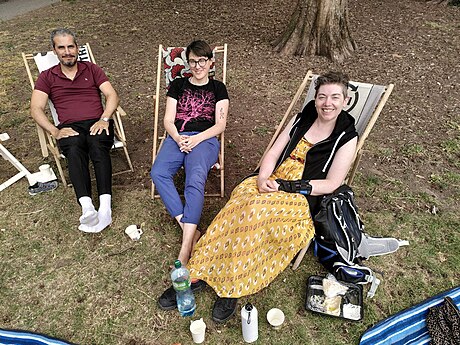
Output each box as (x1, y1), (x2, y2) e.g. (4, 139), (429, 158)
(173, 280), (191, 291)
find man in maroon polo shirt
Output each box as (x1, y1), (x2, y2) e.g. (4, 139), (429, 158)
(30, 28), (119, 233)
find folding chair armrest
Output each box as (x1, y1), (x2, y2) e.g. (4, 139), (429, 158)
(116, 105), (127, 116)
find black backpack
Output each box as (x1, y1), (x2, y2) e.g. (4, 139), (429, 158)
(313, 185), (383, 297)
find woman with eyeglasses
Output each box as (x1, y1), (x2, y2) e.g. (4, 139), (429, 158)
(158, 71), (359, 323)
(150, 40), (229, 266)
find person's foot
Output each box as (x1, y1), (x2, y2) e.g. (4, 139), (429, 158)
(212, 297), (238, 323)
(158, 280), (207, 310)
(78, 210), (111, 233)
(79, 209), (98, 226)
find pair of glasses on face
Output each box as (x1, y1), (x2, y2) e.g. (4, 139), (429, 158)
(188, 58), (209, 68)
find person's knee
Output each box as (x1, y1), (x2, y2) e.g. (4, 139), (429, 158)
(150, 165), (159, 183)
(63, 143), (88, 160)
(150, 164), (172, 184)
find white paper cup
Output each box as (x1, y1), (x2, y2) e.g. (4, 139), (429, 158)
(124, 224), (143, 240)
(267, 308), (285, 329)
(39, 164), (52, 178)
(190, 318), (206, 344)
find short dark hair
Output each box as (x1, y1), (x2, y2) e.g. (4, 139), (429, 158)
(314, 71), (349, 98)
(185, 40), (213, 60)
(50, 28), (77, 48)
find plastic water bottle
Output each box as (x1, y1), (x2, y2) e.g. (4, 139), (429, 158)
(241, 303), (258, 343)
(171, 260), (196, 317)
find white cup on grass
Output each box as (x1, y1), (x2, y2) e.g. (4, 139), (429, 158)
(267, 308), (285, 329)
(39, 164), (52, 179)
(190, 318), (206, 344)
(124, 224), (143, 241)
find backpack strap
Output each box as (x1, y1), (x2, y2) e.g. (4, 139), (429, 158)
(314, 239), (338, 262)
(333, 262), (381, 298)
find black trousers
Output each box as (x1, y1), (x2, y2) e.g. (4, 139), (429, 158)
(57, 119), (114, 200)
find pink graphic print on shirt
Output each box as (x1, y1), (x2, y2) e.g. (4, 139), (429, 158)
(176, 88), (215, 131)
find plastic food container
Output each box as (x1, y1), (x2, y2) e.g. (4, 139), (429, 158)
(305, 275), (363, 321)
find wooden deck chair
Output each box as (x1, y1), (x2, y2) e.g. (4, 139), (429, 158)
(151, 44), (228, 198)
(256, 70), (394, 270)
(0, 132), (32, 191)
(22, 43), (134, 187)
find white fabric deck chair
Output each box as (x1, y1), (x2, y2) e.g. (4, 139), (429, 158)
(22, 43), (134, 187)
(257, 70), (394, 270)
(151, 44), (228, 198)
(0, 132), (32, 191)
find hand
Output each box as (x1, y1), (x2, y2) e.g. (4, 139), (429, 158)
(54, 127), (79, 139)
(257, 176), (279, 193)
(179, 134), (201, 153)
(90, 120), (110, 135)
(177, 135), (191, 153)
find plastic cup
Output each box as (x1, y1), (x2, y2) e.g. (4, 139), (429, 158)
(124, 224), (143, 240)
(39, 164), (52, 178)
(190, 318), (206, 344)
(267, 308), (285, 329)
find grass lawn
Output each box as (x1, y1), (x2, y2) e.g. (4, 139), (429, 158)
(1, 0), (459, 344)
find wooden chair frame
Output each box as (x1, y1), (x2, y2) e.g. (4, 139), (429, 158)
(22, 43), (134, 187)
(151, 44), (228, 199)
(256, 70), (394, 270)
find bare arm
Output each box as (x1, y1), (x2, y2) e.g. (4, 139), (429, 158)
(99, 81), (119, 118)
(163, 96), (181, 142)
(309, 137), (357, 195)
(181, 99), (229, 152)
(90, 81), (120, 135)
(30, 89), (78, 139)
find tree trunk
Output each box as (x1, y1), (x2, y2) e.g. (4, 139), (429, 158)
(272, 0), (316, 56)
(273, 0), (357, 63)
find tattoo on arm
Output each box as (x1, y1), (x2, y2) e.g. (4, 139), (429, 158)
(219, 107), (225, 119)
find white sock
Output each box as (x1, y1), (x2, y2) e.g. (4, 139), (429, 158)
(79, 196), (98, 226)
(78, 194), (112, 233)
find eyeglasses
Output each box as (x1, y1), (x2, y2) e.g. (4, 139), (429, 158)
(188, 58), (209, 68)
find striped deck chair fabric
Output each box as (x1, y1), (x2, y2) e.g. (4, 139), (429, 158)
(0, 328), (75, 345)
(359, 286), (460, 345)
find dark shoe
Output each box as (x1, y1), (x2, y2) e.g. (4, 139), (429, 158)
(28, 180), (58, 196)
(212, 297), (238, 323)
(191, 279), (207, 293)
(158, 280), (207, 310)
(158, 286), (176, 310)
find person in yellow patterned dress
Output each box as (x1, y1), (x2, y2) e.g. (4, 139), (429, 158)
(158, 71), (359, 323)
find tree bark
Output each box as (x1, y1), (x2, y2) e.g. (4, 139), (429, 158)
(273, 0), (357, 63)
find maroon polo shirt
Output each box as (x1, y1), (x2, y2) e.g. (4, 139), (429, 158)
(34, 61), (109, 125)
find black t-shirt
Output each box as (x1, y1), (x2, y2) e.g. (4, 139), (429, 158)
(167, 78), (229, 132)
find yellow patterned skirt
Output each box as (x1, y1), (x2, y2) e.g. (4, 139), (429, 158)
(188, 138), (315, 298)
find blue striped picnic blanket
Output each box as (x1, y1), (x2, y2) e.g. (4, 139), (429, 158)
(0, 329), (75, 345)
(359, 285), (460, 345)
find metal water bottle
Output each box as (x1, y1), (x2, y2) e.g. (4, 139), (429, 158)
(241, 303), (258, 343)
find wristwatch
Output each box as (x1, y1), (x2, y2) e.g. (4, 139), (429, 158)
(100, 117), (110, 122)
